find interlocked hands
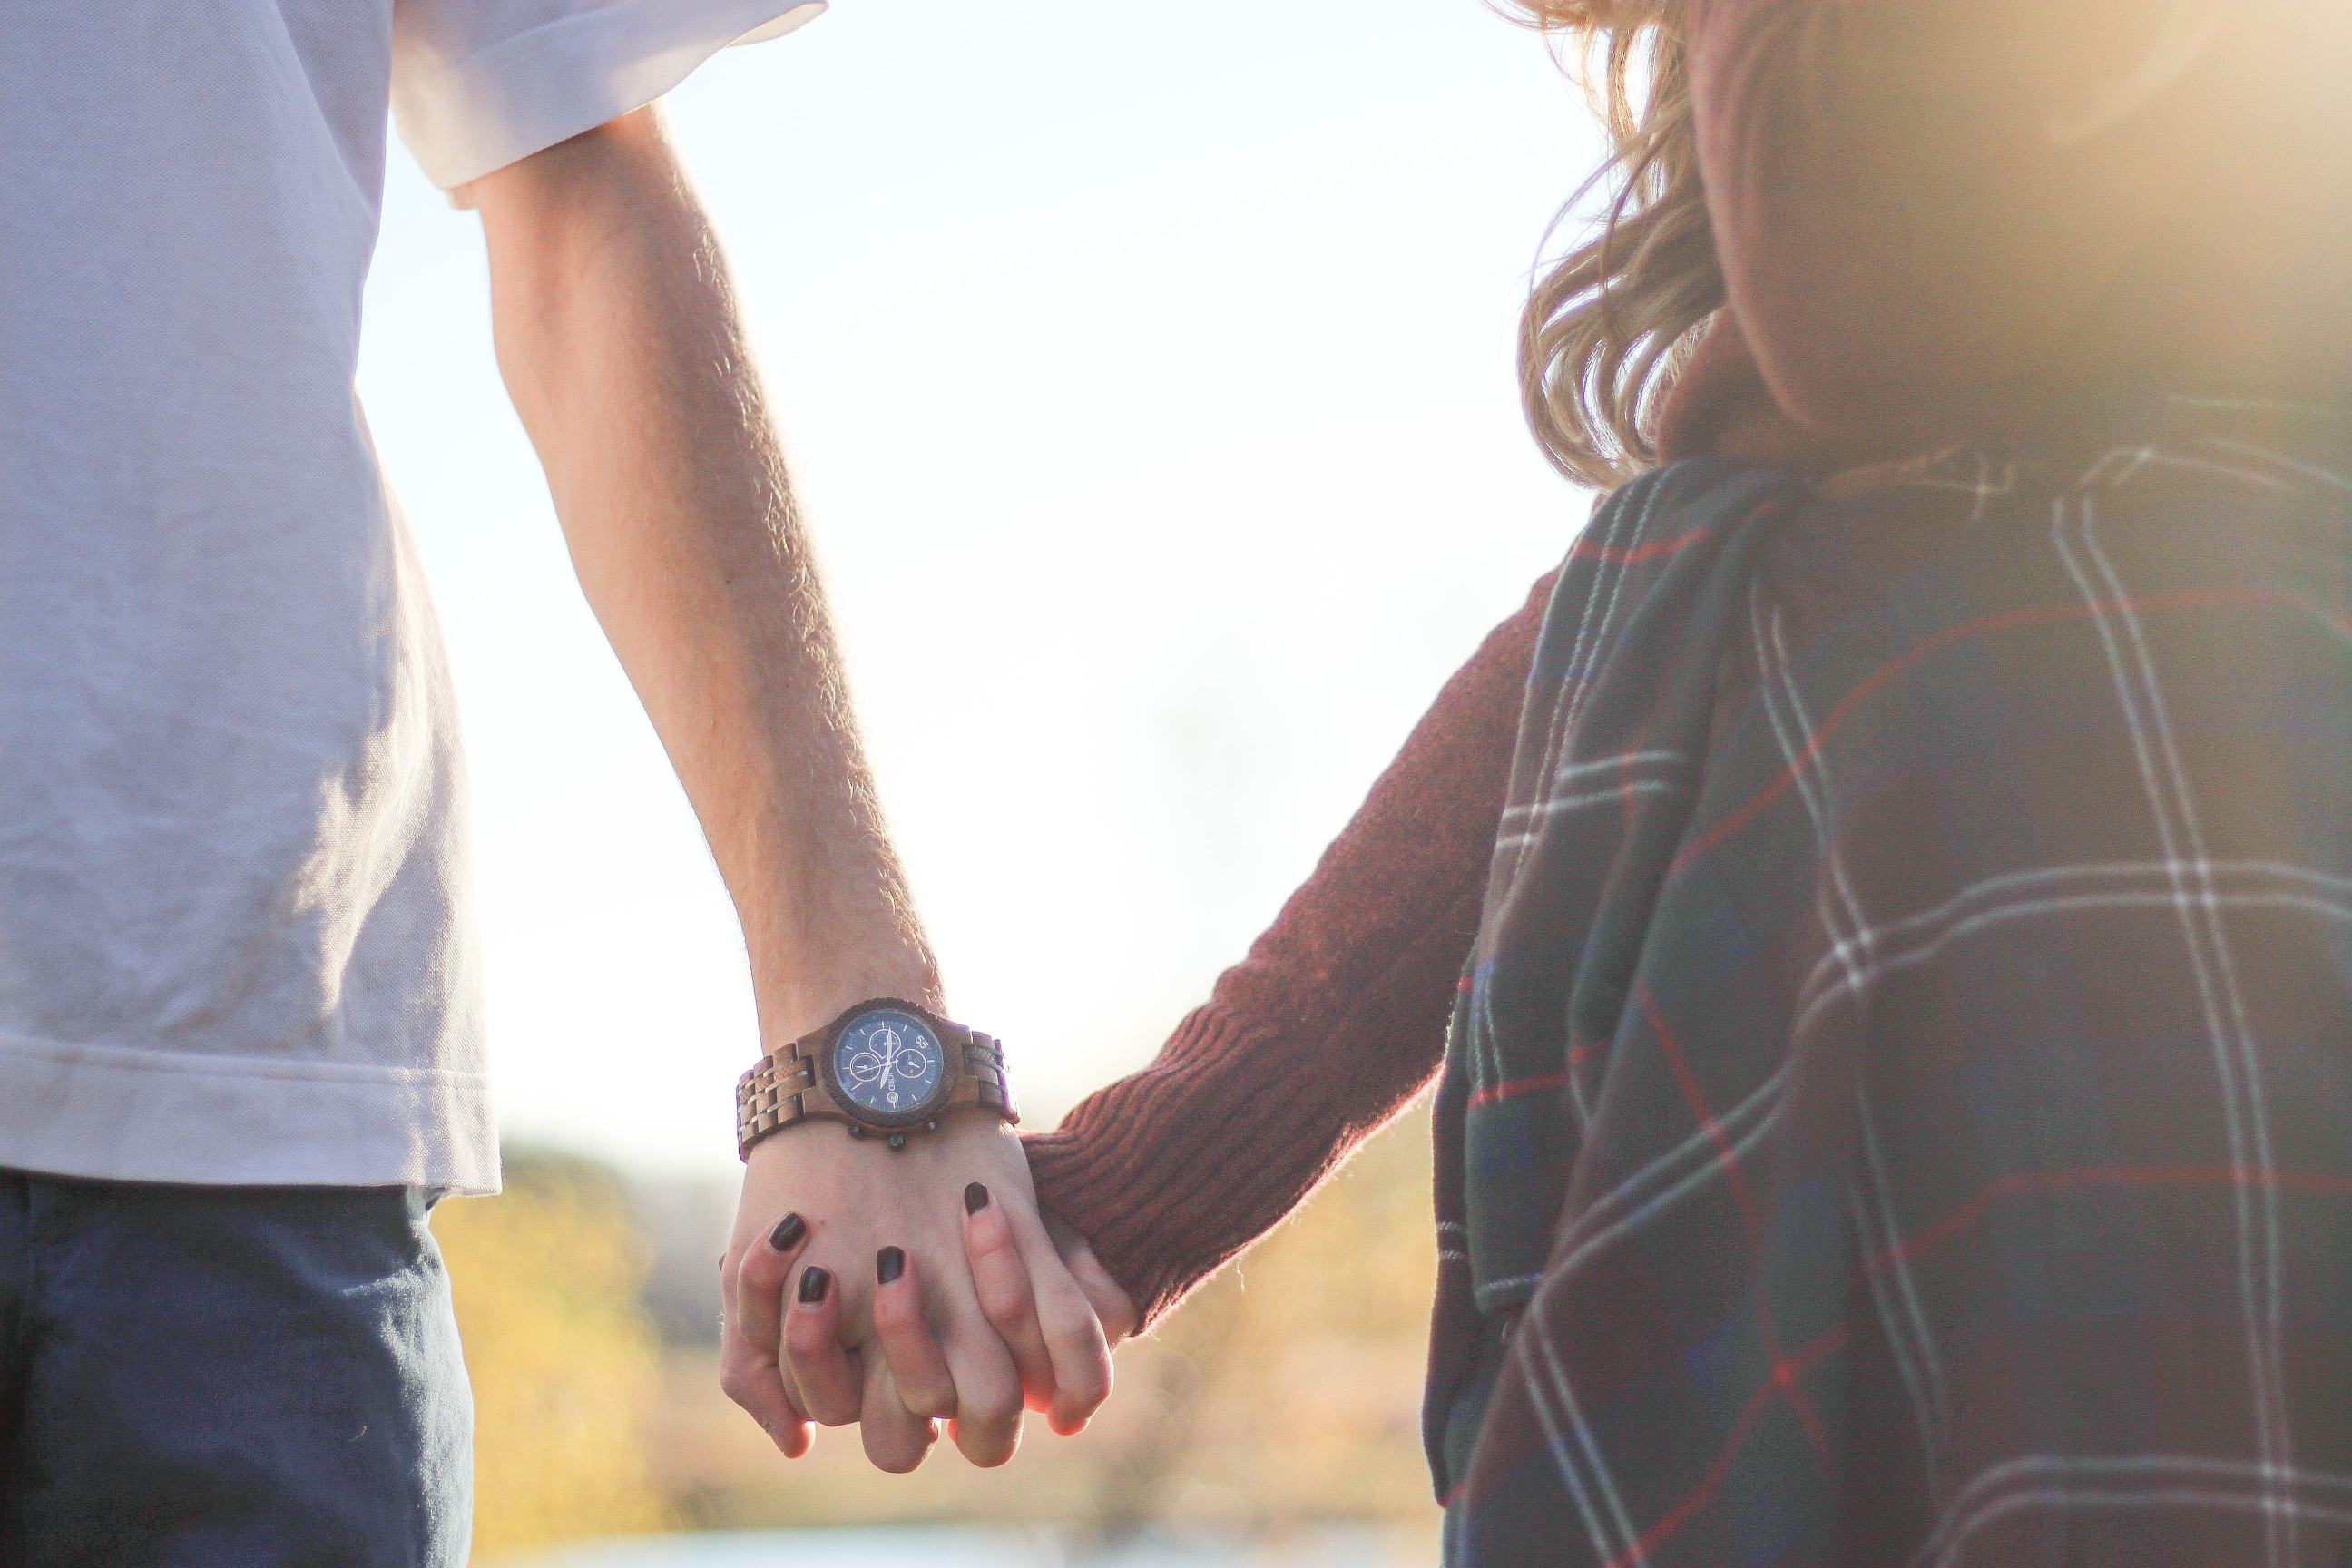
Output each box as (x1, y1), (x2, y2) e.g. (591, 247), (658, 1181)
(718, 1108), (1137, 1470)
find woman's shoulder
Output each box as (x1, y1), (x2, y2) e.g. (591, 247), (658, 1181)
(1707, 397), (2352, 894)
(1763, 397), (2352, 676)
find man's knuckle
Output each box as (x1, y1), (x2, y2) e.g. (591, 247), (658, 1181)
(864, 1430), (919, 1470)
(976, 1276), (1033, 1323)
(1044, 1318), (1100, 1362)
(1033, 1280), (1092, 1330)
(966, 1220), (1021, 1264)
(969, 1388), (1021, 1427)
(738, 1246), (785, 1291)
(1058, 1354), (1110, 1410)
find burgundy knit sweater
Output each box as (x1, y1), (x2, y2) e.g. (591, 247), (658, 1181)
(1021, 569), (1555, 1327)
(1024, 0), (2352, 1328)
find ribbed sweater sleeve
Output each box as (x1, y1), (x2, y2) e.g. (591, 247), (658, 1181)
(1023, 571), (1555, 1328)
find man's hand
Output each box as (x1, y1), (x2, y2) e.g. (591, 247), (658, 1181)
(467, 103), (1138, 1473)
(719, 1111), (1125, 1470)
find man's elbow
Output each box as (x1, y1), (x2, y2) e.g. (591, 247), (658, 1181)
(465, 104), (679, 249)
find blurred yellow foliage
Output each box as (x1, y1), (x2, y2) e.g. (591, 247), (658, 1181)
(430, 1104), (1446, 1558)
(1081, 1096), (1442, 1532)
(646, 1101), (1443, 1545)
(433, 1154), (671, 1563)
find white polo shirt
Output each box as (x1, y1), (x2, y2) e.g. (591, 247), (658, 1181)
(0, 0), (819, 1193)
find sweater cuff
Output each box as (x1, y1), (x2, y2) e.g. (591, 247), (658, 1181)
(1023, 1004), (1264, 1331)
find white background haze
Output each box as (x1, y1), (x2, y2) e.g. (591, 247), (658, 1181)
(356, 0), (1603, 1176)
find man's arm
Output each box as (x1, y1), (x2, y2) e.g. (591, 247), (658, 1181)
(469, 107), (930, 1034)
(464, 106), (1115, 1472)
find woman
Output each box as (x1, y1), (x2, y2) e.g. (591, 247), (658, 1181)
(853, 0), (2352, 1557)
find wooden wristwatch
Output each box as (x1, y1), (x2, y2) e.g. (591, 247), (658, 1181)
(736, 997), (1015, 1159)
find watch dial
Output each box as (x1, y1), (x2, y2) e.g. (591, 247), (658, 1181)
(833, 1007), (945, 1119)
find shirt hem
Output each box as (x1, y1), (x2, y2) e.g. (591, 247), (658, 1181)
(0, 1032), (500, 1196)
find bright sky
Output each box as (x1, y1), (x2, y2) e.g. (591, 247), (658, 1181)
(356, 0), (1604, 1177)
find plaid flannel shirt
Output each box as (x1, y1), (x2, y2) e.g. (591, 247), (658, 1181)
(1428, 391), (2352, 1566)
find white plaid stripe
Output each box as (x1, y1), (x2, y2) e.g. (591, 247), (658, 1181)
(1920, 1456), (2352, 1568)
(2056, 486), (2297, 1567)
(2097, 446), (2300, 495)
(1494, 774), (1688, 853)
(1847, 1178), (1949, 1507)
(1474, 476), (1679, 1094)
(1500, 750), (1692, 825)
(1518, 1279), (1651, 1567)
(2200, 436), (2352, 495)
(1748, 564), (1959, 1501)
(1749, 582), (1879, 1002)
(1476, 1063), (1793, 1304)
(1788, 860), (2352, 1044)
(1857, 1078), (1952, 1497)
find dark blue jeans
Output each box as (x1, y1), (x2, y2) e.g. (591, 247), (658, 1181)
(0, 1171), (471, 1566)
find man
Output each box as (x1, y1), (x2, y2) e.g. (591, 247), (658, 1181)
(0, 4), (1109, 1560)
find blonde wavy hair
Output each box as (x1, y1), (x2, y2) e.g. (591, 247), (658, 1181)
(1514, 0), (1718, 488)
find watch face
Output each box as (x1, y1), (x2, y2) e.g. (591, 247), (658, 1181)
(832, 1007), (946, 1121)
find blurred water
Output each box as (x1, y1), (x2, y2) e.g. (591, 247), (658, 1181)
(513, 1526), (1412, 1567)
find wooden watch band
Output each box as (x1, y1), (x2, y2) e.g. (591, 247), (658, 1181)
(736, 1012), (1016, 1160)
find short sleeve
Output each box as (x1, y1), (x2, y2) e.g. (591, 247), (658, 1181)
(391, 0), (827, 190)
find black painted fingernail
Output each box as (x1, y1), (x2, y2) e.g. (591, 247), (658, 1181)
(797, 1265), (830, 1305)
(769, 1212), (806, 1252)
(877, 1245), (906, 1285)
(964, 1181), (991, 1215)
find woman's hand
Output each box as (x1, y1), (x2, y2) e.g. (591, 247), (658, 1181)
(717, 1107), (1118, 1470)
(1035, 1207), (1140, 1351)
(954, 1188), (1140, 1427)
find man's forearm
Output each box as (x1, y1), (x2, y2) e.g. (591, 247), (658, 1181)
(469, 108), (937, 1044)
